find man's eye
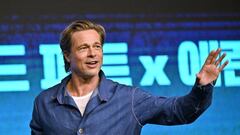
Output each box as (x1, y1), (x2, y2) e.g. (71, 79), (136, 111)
(95, 45), (102, 49)
(79, 46), (88, 50)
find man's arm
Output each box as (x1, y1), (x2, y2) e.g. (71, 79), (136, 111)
(132, 48), (228, 126)
(30, 97), (43, 135)
(132, 83), (212, 126)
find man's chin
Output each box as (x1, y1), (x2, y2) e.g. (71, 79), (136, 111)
(82, 70), (99, 78)
(73, 68), (100, 78)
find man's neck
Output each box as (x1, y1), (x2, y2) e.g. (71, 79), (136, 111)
(67, 73), (99, 97)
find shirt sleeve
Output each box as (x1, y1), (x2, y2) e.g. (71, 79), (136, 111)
(30, 97), (44, 135)
(132, 82), (213, 126)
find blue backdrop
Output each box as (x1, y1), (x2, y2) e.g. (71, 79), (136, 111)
(0, 13), (240, 135)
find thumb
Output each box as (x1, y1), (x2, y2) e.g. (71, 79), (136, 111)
(196, 73), (203, 85)
(196, 73), (202, 79)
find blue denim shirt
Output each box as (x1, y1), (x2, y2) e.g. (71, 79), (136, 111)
(30, 71), (213, 135)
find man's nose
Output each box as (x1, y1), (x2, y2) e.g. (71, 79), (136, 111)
(87, 47), (96, 57)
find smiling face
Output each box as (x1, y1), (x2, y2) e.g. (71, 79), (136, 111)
(65, 29), (103, 79)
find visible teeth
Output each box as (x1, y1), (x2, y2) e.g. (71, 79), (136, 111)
(87, 61), (97, 64)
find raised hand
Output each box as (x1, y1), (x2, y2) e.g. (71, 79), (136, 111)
(196, 48), (229, 85)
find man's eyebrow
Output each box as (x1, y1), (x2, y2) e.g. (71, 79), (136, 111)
(77, 42), (101, 48)
(78, 43), (89, 47)
(93, 41), (101, 44)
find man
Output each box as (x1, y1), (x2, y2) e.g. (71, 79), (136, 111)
(30, 20), (228, 135)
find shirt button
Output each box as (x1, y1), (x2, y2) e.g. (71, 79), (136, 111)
(79, 128), (84, 134)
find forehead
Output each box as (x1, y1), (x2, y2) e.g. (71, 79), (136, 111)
(71, 29), (101, 45)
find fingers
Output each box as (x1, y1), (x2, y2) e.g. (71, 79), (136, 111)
(211, 48), (228, 72)
(218, 60), (229, 72)
(210, 48), (221, 64)
(203, 48), (228, 72)
(212, 49), (228, 72)
(215, 52), (226, 66)
(204, 50), (215, 65)
(205, 48), (224, 66)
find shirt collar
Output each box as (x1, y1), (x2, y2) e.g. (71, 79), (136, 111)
(56, 74), (71, 104)
(56, 70), (116, 104)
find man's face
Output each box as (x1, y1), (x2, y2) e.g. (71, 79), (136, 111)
(65, 29), (103, 79)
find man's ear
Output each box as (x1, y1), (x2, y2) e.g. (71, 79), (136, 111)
(64, 51), (70, 62)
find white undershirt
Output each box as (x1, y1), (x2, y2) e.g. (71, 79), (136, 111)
(71, 91), (93, 116)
